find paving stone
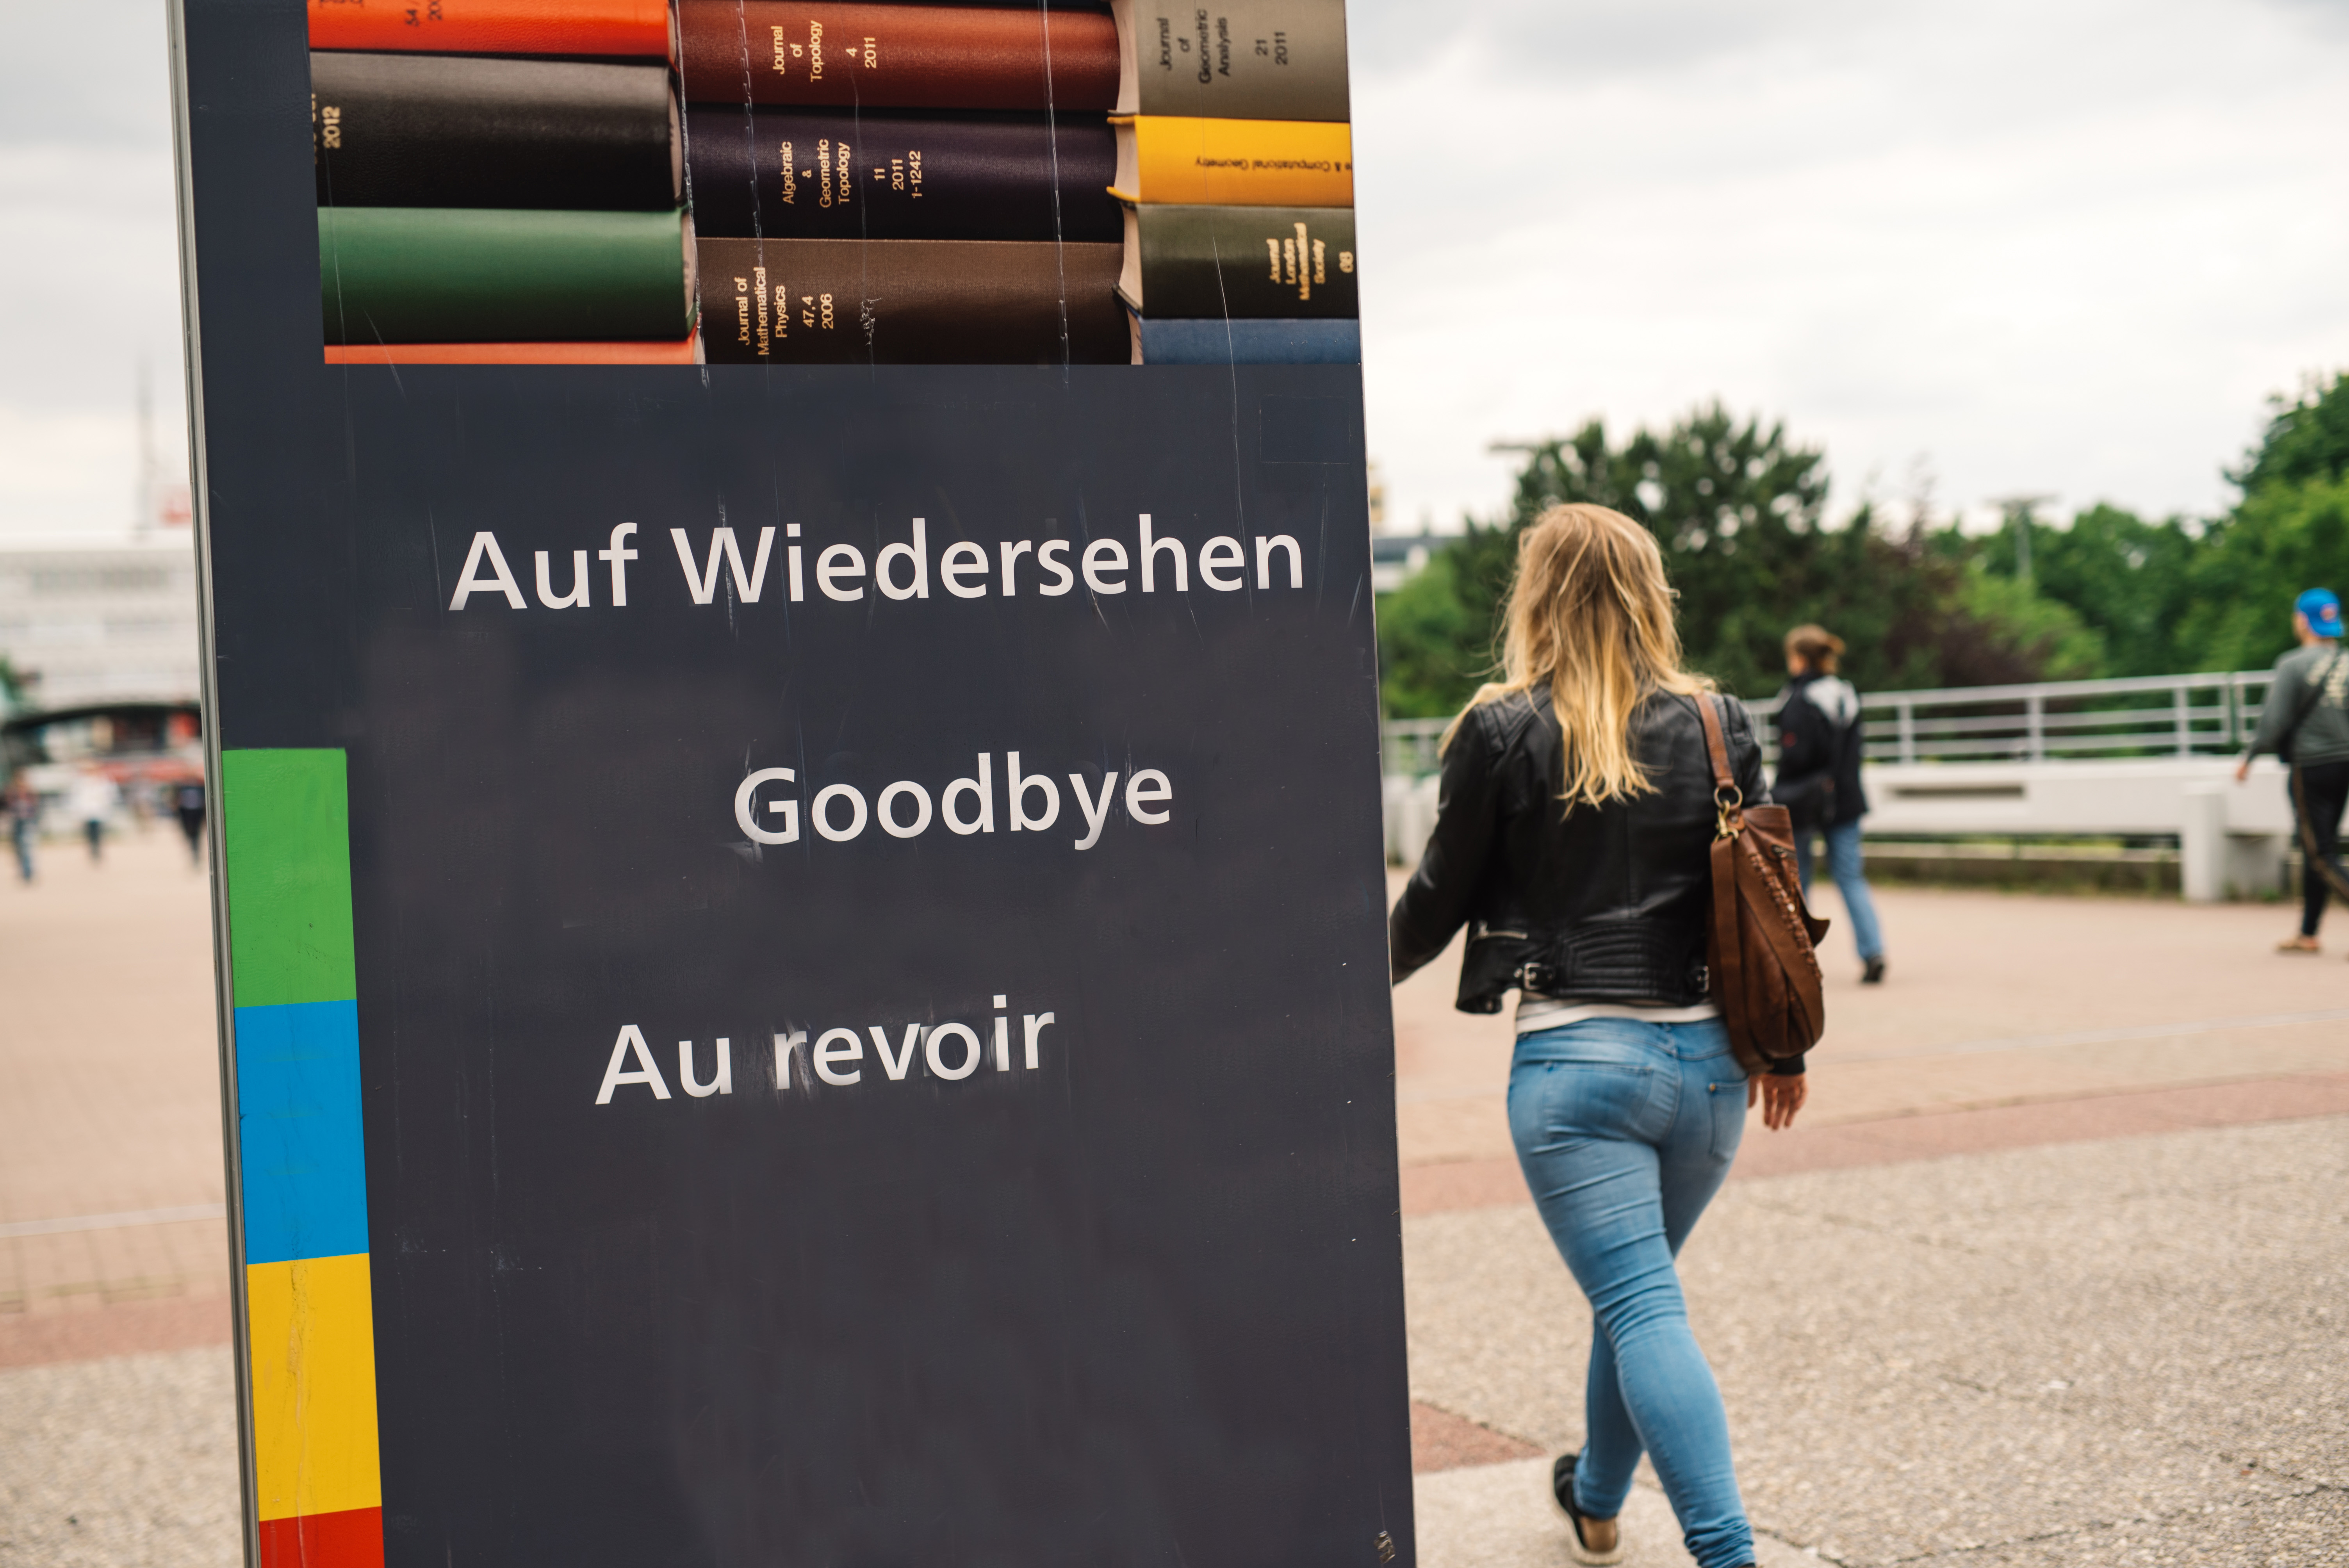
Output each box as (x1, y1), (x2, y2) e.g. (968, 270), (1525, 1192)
(1928, 1482), (2349, 1566)
(1411, 1400), (1542, 1473)
(1413, 1454), (1814, 1568)
(0, 1347), (241, 1568)
(1403, 1119), (2349, 1568)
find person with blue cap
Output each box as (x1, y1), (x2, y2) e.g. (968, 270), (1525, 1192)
(2237, 588), (2349, 953)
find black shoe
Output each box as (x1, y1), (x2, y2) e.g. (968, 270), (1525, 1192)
(1548, 1452), (1624, 1564)
(1862, 957), (1886, 984)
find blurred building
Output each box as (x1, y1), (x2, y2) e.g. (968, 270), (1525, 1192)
(1371, 532), (1455, 593)
(1363, 459), (1460, 593)
(0, 534), (201, 711)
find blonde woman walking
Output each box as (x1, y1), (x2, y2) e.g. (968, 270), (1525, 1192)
(1390, 504), (1806, 1568)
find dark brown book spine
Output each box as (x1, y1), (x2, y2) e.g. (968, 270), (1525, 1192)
(679, 3), (1117, 111)
(699, 238), (1125, 362)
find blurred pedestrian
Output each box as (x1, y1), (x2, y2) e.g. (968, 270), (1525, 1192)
(67, 771), (118, 864)
(1390, 504), (1803, 1568)
(6, 777), (34, 884)
(1772, 624), (1887, 984)
(2236, 588), (2349, 953)
(173, 778), (207, 866)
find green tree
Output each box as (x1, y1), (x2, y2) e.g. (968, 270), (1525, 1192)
(2231, 372), (2349, 495)
(2156, 369), (2349, 673)
(2178, 474), (2349, 672)
(1949, 562), (2107, 682)
(1373, 403), (2117, 717)
(1502, 406), (1833, 697)
(1375, 543), (1496, 718)
(1981, 504), (2201, 677)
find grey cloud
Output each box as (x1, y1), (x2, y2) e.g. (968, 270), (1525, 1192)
(0, 3), (175, 150)
(1346, 0), (1888, 83)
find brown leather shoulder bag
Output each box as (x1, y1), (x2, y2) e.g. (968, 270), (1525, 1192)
(1698, 694), (1831, 1074)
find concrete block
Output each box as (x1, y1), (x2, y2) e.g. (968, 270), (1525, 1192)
(2224, 832), (2292, 900)
(2180, 781), (2227, 903)
(1862, 757), (2295, 839)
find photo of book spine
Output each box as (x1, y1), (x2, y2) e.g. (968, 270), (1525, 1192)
(1106, 0), (1358, 365)
(306, 0), (1356, 369)
(311, 0), (700, 364)
(679, 2), (1129, 365)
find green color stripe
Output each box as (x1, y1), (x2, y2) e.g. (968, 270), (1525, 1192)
(223, 750), (357, 1009)
(319, 207), (693, 344)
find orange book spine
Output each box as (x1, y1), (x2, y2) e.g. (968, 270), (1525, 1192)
(308, 0), (672, 58)
(325, 337), (700, 365)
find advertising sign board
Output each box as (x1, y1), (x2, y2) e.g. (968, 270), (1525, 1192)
(171, 2), (1409, 1562)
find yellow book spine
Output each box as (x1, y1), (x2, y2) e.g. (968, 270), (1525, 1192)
(1109, 117), (1354, 208)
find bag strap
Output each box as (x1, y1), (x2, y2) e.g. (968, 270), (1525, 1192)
(1696, 693), (1743, 839)
(1700, 701), (1753, 1046)
(2284, 647), (2344, 744)
(1697, 693), (1735, 790)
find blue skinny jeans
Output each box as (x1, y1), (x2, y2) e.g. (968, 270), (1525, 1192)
(1508, 1017), (1754, 1568)
(1795, 817), (1885, 961)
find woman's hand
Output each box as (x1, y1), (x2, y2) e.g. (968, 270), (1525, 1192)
(1746, 1073), (1809, 1131)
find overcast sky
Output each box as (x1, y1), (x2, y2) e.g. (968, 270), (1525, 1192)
(1, 0), (2345, 540)
(1351, 0), (2349, 532)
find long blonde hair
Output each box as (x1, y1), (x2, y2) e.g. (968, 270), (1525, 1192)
(1443, 503), (1710, 808)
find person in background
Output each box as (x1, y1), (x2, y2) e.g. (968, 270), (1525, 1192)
(1772, 625), (1886, 984)
(1391, 504), (1802, 1568)
(174, 778), (207, 867)
(67, 770), (119, 864)
(6, 776), (35, 884)
(2235, 588), (2349, 953)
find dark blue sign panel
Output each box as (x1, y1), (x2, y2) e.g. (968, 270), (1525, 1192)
(173, 2), (1409, 1564)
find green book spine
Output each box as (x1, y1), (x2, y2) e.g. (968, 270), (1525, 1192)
(1113, 0), (1351, 121)
(319, 208), (695, 345)
(1117, 204), (1356, 320)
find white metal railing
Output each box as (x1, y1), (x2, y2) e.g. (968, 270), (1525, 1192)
(1381, 669), (2281, 775)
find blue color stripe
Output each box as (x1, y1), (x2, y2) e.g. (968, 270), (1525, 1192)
(235, 1000), (369, 1265)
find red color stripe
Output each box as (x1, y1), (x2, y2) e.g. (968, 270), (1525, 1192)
(257, 1506), (385, 1568)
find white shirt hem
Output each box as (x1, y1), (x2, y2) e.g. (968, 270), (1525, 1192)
(1514, 998), (1722, 1035)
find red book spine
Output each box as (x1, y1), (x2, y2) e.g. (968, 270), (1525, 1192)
(679, 3), (1116, 111)
(308, 0), (673, 58)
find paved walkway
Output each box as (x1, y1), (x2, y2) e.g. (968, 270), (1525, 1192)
(0, 828), (228, 1372)
(2, 843), (2345, 1564)
(1393, 870), (2349, 1208)
(1396, 870), (2349, 1566)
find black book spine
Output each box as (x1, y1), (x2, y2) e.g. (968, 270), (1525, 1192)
(313, 52), (679, 211)
(1124, 205), (1356, 319)
(684, 110), (1117, 242)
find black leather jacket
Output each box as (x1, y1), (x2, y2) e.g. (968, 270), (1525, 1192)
(1390, 686), (1798, 1068)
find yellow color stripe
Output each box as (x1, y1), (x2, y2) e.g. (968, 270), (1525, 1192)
(1109, 116), (1354, 207)
(246, 1253), (383, 1522)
